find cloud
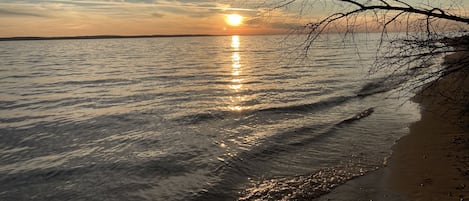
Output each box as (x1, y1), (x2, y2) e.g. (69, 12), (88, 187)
(122, 0), (156, 3)
(152, 2), (230, 18)
(245, 17), (263, 25)
(245, 16), (304, 30)
(151, 12), (164, 18)
(271, 22), (304, 29)
(0, 8), (47, 17)
(0, 0), (308, 36)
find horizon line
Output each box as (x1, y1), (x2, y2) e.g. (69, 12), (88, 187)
(0, 34), (232, 42)
(0, 33), (299, 41)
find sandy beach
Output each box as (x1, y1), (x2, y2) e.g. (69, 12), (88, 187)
(388, 40), (469, 201)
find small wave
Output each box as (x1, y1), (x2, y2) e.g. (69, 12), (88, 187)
(52, 78), (139, 87)
(278, 108), (376, 148)
(173, 111), (230, 124)
(173, 96), (354, 125)
(0, 101), (16, 109)
(338, 107), (375, 125)
(1, 75), (34, 79)
(0, 115), (51, 124)
(3, 97), (94, 111)
(357, 82), (389, 96)
(232, 108), (376, 158)
(210, 107), (378, 184)
(357, 74), (409, 97)
(0, 157), (191, 194)
(258, 96), (353, 114)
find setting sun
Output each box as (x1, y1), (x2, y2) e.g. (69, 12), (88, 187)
(226, 14), (243, 26)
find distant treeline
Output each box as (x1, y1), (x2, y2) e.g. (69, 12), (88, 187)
(0, 34), (220, 41)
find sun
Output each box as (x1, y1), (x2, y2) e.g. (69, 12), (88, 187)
(226, 14), (243, 26)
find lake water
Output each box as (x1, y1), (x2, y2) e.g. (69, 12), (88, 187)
(0, 34), (420, 200)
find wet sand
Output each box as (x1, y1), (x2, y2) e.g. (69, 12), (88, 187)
(314, 168), (407, 201)
(388, 45), (469, 201)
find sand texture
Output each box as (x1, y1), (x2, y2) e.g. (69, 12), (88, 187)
(389, 43), (469, 201)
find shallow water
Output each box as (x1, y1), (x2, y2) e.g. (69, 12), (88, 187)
(0, 34), (419, 200)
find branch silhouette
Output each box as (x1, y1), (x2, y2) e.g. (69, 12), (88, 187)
(305, 0), (469, 37)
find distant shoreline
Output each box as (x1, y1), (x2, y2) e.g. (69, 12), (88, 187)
(0, 34), (225, 41)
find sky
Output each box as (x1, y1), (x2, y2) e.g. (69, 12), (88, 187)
(0, 0), (467, 37)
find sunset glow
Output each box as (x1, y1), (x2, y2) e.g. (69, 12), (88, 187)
(226, 14), (243, 26)
(0, 0), (467, 37)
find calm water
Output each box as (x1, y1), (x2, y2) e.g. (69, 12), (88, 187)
(0, 34), (419, 200)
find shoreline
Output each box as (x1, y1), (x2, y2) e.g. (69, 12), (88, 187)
(388, 41), (469, 200)
(314, 37), (468, 201)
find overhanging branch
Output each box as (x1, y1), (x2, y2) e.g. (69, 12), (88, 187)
(307, 0), (469, 32)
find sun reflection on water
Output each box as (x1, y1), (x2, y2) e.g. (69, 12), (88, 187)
(232, 52), (241, 69)
(231, 35), (240, 50)
(228, 35), (247, 112)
